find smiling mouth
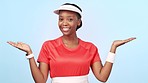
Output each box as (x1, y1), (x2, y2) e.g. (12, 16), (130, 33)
(62, 27), (70, 32)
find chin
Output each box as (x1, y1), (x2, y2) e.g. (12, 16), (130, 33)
(62, 32), (70, 36)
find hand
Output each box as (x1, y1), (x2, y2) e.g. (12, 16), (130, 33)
(112, 37), (136, 47)
(110, 37), (136, 53)
(7, 41), (32, 55)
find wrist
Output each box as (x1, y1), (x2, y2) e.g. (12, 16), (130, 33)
(110, 44), (117, 53)
(106, 52), (116, 63)
(26, 50), (32, 55)
(26, 53), (34, 59)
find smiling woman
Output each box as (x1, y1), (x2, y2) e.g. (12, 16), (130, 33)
(7, 3), (136, 83)
(58, 10), (80, 37)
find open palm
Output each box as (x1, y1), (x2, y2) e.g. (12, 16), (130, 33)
(7, 41), (32, 54)
(113, 37), (136, 47)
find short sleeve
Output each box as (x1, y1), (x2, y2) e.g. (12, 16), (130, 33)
(90, 45), (101, 65)
(37, 42), (50, 64)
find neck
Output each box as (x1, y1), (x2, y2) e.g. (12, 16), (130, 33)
(62, 35), (79, 47)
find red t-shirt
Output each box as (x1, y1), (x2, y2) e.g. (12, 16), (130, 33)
(37, 36), (101, 78)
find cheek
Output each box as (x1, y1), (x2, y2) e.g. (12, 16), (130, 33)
(58, 22), (62, 31)
(74, 22), (79, 27)
(58, 21), (62, 27)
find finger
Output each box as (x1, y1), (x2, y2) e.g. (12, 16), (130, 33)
(129, 37), (136, 41)
(17, 42), (22, 45)
(17, 42), (23, 44)
(127, 37), (136, 42)
(17, 42), (26, 46)
(16, 42), (23, 48)
(7, 41), (17, 47)
(8, 41), (21, 48)
(8, 41), (22, 49)
(7, 41), (25, 51)
(124, 37), (136, 43)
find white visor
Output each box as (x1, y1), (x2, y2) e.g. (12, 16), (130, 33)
(54, 5), (82, 17)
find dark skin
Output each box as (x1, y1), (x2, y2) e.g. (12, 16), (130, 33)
(7, 10), (136, 83)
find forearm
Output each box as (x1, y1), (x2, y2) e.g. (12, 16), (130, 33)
(97, 45), (117, 82)
(99, 62), (113, 82)
(29, 58), (46, 83)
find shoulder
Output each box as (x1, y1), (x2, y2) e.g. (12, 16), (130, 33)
(80, 38), (98, 49)
(42, 37), (62, 48)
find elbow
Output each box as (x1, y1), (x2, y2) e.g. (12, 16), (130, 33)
(35, 80), (46, 83)
(34, 76), (47, 83)
(97, 76), (108, 82)
(99, 79), (107, 82)
(35, 82), (46, 83)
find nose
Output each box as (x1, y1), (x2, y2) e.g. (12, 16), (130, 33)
(62, 20), (68, 26)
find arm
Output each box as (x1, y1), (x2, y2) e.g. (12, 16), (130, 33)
(7, 41), (49, 83)
(29, 57), (49, 83)
(91, 37), (136, 82)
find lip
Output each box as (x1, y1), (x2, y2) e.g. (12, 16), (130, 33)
(62, 27), (70, 32)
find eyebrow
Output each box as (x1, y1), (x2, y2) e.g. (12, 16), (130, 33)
(59, 16), (75, 18)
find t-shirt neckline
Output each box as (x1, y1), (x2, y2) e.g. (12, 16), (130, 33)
(60, 36), (81, 51)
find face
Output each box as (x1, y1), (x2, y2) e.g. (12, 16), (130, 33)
(58, 10), (81, 36)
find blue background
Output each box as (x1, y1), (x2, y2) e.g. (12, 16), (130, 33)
(0, 0), (147, 83)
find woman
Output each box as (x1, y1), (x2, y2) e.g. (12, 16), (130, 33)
(7, 3), (136, 83)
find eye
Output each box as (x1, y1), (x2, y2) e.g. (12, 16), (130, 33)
(68, 18), (73, 22)
(59, 18), (63, 22)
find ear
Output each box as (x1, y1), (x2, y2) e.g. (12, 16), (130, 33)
(77, 19), (81, 26)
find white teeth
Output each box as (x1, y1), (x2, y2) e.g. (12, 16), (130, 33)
(63, 27), (69, 31)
